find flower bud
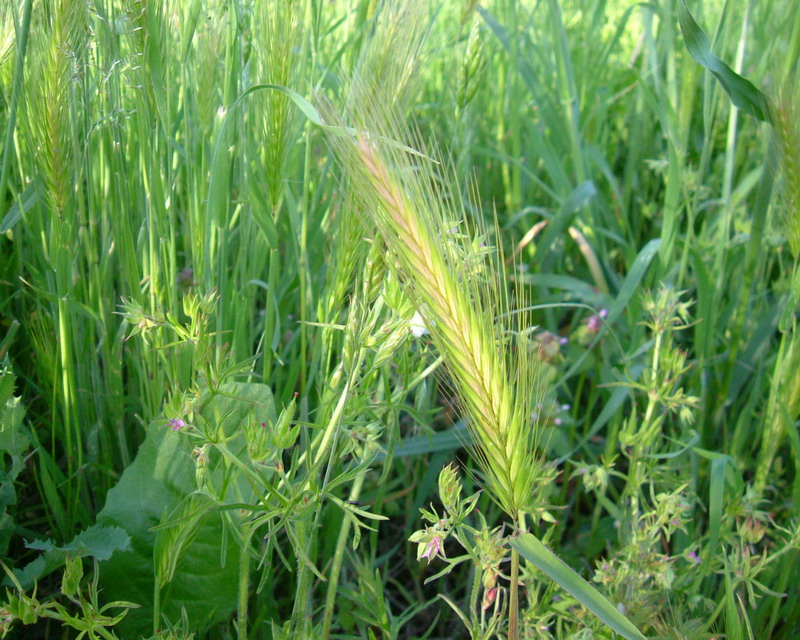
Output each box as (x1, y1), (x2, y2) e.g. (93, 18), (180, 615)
(438, 463), (462, 516)
(61, 554), (83, 598)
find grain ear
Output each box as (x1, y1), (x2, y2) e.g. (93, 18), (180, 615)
(321, 79), (550, 522)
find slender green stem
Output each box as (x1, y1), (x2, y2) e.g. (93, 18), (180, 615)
(153, 579), (161, 636)
(291, 520), (312, 635)
(238, 525), (254, 640)
(508, 511), (524, 640)
(322, 469), (366, 638)
(509, 546), (520, 640)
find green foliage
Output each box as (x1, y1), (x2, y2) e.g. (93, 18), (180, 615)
(0, 364), (29, 557)
(0, 557), (136, 639)
(678, 0), (771, 122)
(97, 383), (274, 637)
(511, 534), (646, 640)
(14, 523), (131, 591)
(1, 0), (799, 637)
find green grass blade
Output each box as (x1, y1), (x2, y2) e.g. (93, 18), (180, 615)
(723, 551), (744, 640)
(607, 238), (660, 326)
(510, 533), (646, 640)
(0, 182), (37, 233)
(0, 0), (33, 210)
(678, 0), (771, 122)
(707, 455), (727, 566)
(537, 180), (597, 263)
(555, 239), (659, 387)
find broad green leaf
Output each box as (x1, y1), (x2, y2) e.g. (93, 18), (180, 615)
(706, 456), (728, 565)
(0, 367), (27, 454)
(26, 524), (130, 561)
(11, 524), (131, 590)
(678, 1), (771, 122)
(98, 383), (276, 637)
(510, 533), (646, 640)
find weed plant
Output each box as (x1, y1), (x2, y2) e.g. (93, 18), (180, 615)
(1, 0), (800, 638)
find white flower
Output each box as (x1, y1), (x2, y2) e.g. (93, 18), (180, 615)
(409, 310), (429, 338)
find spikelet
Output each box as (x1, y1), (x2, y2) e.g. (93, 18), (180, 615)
(321, 0), (431, 360)
(255, 0), (307, 209)
(773, 76), (800, 259)
(323, 93), (546, 519)
(26, 0), (87, 218)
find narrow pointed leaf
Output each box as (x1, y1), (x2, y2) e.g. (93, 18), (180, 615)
(510, 533), (646, 640)
(678, 1), (771, 122)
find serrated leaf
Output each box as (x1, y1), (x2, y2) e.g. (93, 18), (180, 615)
(0, 366), (29, 556)
(0, 368), (29, 456)
(12, 524), (131, 589)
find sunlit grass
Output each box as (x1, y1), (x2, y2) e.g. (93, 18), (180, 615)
(1, 0), (799, 638)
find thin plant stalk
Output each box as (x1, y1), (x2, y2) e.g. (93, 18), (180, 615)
(322, 470), (366, 639)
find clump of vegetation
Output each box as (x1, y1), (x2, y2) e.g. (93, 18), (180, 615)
(1, 0), (799, 638)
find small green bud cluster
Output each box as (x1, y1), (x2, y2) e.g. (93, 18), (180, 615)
(244, 395), (299, 467)
(409, 463), (479, 563)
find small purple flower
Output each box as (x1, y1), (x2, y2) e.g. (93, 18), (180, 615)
(587, 308), (609, 334)
(176, 267), (194, 288)
(687, 550), (702, 564)
(168, 418), (186, 431)
(421, 535), (442, 560)
(559, 336), (569, 345)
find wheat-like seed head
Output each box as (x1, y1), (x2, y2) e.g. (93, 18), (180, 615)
(773, 78), (800, 260)
(26, 0), (87, 219)
(324, 97), (546, 519)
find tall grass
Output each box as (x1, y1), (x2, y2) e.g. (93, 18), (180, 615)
(1, 0), (799, 637)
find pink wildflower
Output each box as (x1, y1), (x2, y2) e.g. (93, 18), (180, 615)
(168, 418), (185, 431)
(587, 308), (609, 334)
(421, 535), (442, 560)
(482, 587), (498, 610)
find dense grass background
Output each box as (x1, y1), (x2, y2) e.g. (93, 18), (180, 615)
(1, 0), (799, 637)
